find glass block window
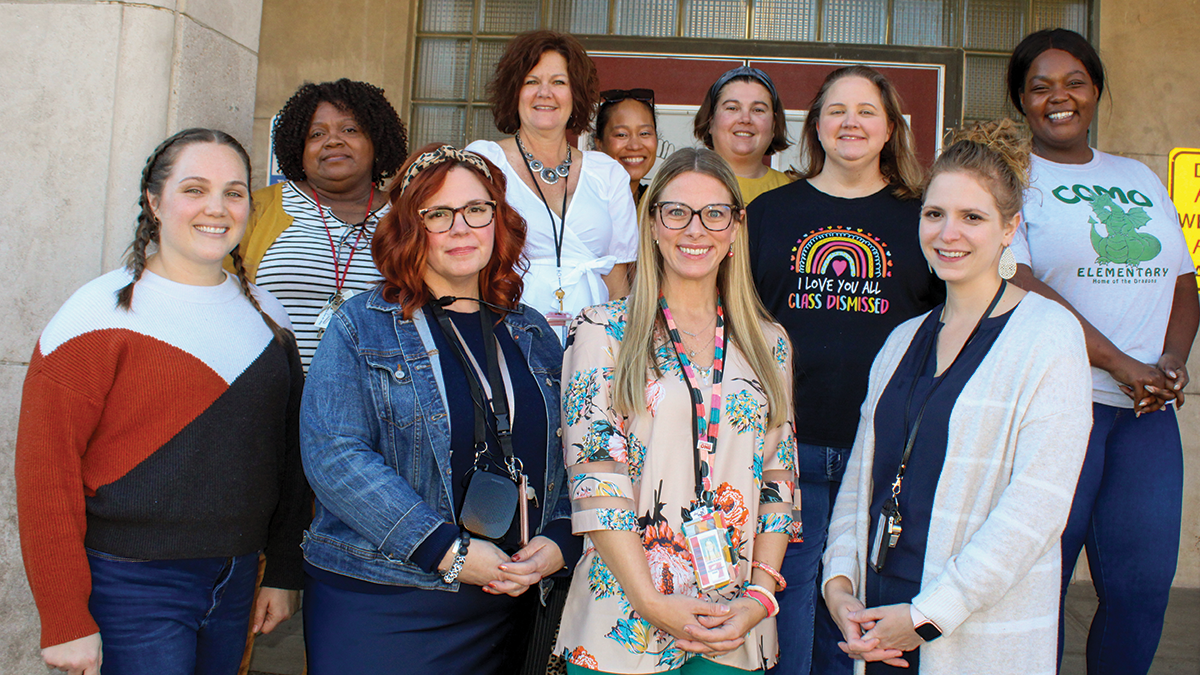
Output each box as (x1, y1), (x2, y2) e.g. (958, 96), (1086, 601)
(479, 0), (541, 34)
(823, 0), (887, 44)
(1032, 0), (1089, 34)
(752, 0), (818, 41)
(965, 0), (1025, 51)
(964, 54), (1015, 119)
(892, 0), (951, 47)
(551, 0), (610, 34)
(614, 0), (677, 37)
(411, 0), (1095, 146)
(681, 0), (748, 39)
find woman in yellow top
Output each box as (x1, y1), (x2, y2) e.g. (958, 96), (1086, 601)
(693, 66), (791, 205)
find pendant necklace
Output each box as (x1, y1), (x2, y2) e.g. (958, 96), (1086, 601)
(516, 130), (572, 185)
(515, 132), (570, 313)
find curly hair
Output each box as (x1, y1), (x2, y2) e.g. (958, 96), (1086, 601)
(373, 143), (528, 319)
(118, 128), (291, 346)
(486, 30), (599, 136)
(794, 65), (923, 200)
(272, 78), (409, 184)
(928, 119), (1032, 222)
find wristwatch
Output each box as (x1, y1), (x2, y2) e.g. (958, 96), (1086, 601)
(914, 619), (942, 642)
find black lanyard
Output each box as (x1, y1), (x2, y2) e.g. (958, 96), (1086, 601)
(428, 302), (515, 467)
(518, 144), (568, 272)
(886, 280), (1008, 506)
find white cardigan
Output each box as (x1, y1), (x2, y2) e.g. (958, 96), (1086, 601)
(823, 292), (1092, 675)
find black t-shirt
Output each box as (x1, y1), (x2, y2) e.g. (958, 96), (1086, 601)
(747, 179), (944, 448)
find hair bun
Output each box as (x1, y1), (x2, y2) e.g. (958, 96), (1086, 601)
(946, 119), (1032, 191)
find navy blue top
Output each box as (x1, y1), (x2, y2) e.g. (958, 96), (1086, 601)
(868, 304), (1015, 583)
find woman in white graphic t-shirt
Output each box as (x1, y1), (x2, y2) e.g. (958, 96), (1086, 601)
(1006, 28), (1198, 675)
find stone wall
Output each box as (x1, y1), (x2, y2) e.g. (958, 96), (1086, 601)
(0, 1), (262, 671)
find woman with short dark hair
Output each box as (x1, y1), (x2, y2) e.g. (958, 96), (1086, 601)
(299, 144), (577, 675)
(693, 66), (791, 205)
(238, 78), (409, 368)
(468, 30), (638, 341)
(1006, 28), (1198, 674)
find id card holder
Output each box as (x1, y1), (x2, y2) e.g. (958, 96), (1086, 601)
(314, 288), (358, 339)
(682, 509), (736, 592)
(868, 508), (902, 573)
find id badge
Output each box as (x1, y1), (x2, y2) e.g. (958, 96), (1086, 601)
(682, 510), (736, 592)
(543, 310), (574, 329)
(868, 510), (902, 573)
(314, 289), (358, 338)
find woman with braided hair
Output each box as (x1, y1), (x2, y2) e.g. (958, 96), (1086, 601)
(16, 128), (310, 675)
(821, 121), (1091, 674)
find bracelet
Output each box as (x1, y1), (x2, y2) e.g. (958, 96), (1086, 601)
(441, 533), (471, 584)
(744, 583), (780, 618)
(752, 560), (787, 590)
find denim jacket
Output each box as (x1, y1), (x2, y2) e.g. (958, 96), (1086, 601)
(299, 286), (569, 591)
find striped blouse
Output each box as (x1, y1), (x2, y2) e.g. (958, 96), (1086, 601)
(255, 182), (389, 369)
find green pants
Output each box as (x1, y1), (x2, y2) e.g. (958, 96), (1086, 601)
(566, 658), (764, 675)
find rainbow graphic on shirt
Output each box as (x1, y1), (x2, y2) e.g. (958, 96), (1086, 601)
(792, 227), (892, 278)
(787, 227), (892, 314)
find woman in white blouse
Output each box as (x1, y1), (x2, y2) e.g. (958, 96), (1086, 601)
(468, 30), (638, 341)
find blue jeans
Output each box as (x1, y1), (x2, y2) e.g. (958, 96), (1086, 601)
(770, 443), (854, 675)
(87, 550), (259, 675)
(1058, 403), (1182, 675)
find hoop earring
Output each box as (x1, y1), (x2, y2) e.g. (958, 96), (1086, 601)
(999, 246), (1016, 280)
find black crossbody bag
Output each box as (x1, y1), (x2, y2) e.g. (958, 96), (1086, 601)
(429, 302), (520, 543)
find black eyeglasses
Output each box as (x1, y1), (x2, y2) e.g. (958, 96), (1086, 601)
(600, 88), (655, 107)
(418, 201), (496, 233)
(653, 202), (736, 231)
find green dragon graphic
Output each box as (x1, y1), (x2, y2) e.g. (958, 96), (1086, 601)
(1089, 193), (1161, 266)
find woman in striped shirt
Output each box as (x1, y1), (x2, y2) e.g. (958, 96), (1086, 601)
(236, 78), (409, 368)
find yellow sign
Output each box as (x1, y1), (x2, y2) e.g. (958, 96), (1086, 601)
(1168, 148), (1200, 282)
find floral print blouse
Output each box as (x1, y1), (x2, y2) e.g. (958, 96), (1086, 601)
(555, 299), (799, 673)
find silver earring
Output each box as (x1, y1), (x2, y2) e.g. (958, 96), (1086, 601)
(999, 246), (1016, 280)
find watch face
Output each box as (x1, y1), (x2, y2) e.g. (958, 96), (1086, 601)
(915, 621), (942, 641)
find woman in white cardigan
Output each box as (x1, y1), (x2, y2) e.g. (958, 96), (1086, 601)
(822, 121), (1092, 675)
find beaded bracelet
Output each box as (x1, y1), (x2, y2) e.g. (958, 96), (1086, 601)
(752, 559), (788, 590)
(744, 583), (780, 618)
(441, 533), (471, 584)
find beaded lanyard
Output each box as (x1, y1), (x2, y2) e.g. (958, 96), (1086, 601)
(659, 294), (725, 500)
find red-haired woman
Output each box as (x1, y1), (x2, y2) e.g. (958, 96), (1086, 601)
(298, 144), (577, 675)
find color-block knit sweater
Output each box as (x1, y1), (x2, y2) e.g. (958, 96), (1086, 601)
(16, 268), (310, 648)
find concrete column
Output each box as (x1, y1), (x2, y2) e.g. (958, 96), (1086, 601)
(1092, 0), (1200, 590)
(0, 0), (262, 671)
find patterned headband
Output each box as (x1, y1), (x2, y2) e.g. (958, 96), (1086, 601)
(398, 145), (493, 194)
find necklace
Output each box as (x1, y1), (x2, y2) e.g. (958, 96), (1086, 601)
(677, 314), (717, 338)
(516, 131), (572, 185)
(515, 133), (570, 315)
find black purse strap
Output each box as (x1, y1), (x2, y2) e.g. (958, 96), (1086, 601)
(429, 302), (516, 466)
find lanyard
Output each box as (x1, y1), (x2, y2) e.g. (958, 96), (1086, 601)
(886, 280), (1008, 509)
(659, 294), (725, 502)
(516, 135), (569, 310)
(312, 188), (374, 294)
(428, 302), (517, 470)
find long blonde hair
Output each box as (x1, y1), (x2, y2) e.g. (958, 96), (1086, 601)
(613, 148), (789, 428)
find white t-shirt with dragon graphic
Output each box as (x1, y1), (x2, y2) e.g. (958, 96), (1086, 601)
(1010, 150), (1195, 407)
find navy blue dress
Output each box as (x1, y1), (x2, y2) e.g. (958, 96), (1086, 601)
(864, 305), (1014, 674)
